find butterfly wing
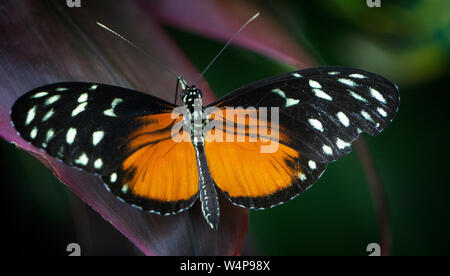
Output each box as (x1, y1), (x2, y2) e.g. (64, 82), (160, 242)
(205, 67), (399, 208)
(11, 83), (199, 215)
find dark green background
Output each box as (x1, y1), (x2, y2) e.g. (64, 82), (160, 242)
(2, 0), (449, 255)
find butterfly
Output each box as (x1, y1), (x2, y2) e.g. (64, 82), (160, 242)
(10, 66), (399, 230)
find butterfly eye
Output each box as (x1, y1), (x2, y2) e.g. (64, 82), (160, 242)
(194, 88), (202, 97)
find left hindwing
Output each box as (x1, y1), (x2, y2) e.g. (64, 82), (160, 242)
(205, 67), (399, 209)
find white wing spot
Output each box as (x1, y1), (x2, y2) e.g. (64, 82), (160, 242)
(349, 90), (367, 102)
(292, 73), (303, 78)
(309, 80), (322, 89)
(31, 92), (48, 98)
(297, 172), (307, 181)
(104, 98), (123, 117)
(71, 102), (88, 117)
(285, 98), (300, 107)
(313, 89), (333, 101)
(30, 127), (38, 139)
(308, 118), (324, 132)
(66, 128), (77, 145)
(121, 185), (128, 193)
(349, 73), (366, 79)
(25, 106), (37, 125)
(94, 158), (103, 169)
(336, 112), (350, 127)
(55, 88), (68, 92)
(339, 78), (357, 87)
(57, 146), (64, 158)
(112, 98), (124, 107)
(336, 138), (351, 149)
(110, 173), (118, 183)
(75, 153), (89, 166)
(322, 145), (333, 155)
(45, 95), (61, 106)
(361, 110), (375, 123)
(92, 131), (105, 146)
(272, 88), (285, 97)
(42, 109), (54, 122)
(78, 93), (88, 103)
(308, 160), (317, 170)
(377, 107), (387, 117)
(46, 129), (55, 143)
(328, 71), (340, 75)
(370, 88), (386, 103)
(103, 109), (116, 117)
(272, 88), (300, 107)
(89, 84), (98, 90)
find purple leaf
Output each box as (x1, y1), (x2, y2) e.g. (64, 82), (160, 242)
(0, 0), (248, 255)
(142, 0), (315, 68)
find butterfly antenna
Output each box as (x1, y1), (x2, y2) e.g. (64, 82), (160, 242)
(174, 76), (188, 104)
(96, 22), (179, 79)
(193, 12), (260, 86)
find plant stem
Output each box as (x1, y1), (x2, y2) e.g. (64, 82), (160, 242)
(354, 138), (392, 256)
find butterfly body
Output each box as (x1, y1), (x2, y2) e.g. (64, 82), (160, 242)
(11, 67), (400, 230)
(180, 82), (221, 229)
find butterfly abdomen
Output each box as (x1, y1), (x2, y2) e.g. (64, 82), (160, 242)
(194, 143), (220, 230)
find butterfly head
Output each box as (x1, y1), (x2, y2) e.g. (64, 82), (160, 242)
(181, 85), (203, 107)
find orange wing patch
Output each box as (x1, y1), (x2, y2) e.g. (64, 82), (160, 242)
(107, 113), (198, 210)
(122, 138), (198, 202)
(205, 134), (300, 199)
(204, 109), (302, 201)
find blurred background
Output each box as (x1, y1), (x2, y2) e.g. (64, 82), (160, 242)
(1, 0), (449, 255)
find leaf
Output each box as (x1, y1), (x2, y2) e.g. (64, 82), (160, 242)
(142, 0), (315, 68)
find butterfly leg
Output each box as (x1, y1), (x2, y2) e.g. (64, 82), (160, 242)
(194, 143), (220, 230)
